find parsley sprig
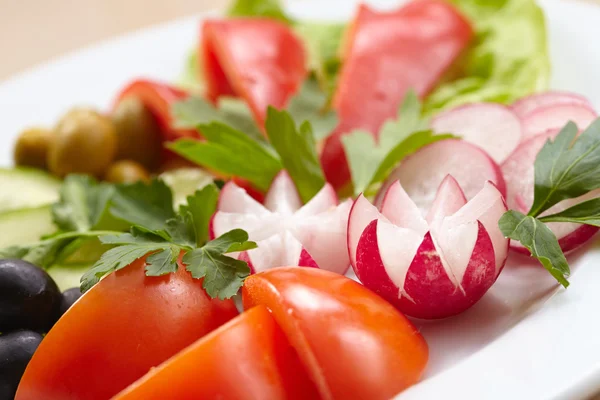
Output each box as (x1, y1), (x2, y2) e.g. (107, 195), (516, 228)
(499, 119), (600, 287)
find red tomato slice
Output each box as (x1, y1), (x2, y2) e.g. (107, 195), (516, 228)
(202, 19), (307, 125)
(113, 305), (320, 400)
(15, 257), (238, 400)
(321, 0), (473, 189)
(114, 79), (199, 141)
(242, 267), (429, 400)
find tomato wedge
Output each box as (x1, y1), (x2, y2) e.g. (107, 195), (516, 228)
(242, 267), (429, 400)
(202, 19), (307, 124)
(114, 79), (198, 141)
(321, 0), (473, 190)
(15, 257), (238, 400)
(114, 305), (320, 400)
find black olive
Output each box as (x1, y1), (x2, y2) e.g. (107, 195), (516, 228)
(59, 287), (83, 316)
(0, 259), (61, 332)
(0, 330), (43, 400)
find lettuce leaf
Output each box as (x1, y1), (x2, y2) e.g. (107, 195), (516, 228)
(227, 0), (292, 23)
(423, 0), (550, 113)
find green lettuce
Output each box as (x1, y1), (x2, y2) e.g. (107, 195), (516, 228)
(423, 0), (550, 113)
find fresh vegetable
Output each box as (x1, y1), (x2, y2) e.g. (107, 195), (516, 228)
(111, 96), (163, 170)
(242, 267), (429, 399)
(376, 139), (506, 214)
(511, 90), (594, 118)
(501, 128), (600, 255)
(113, 305), (319, 400)
(104, 160), (150, 184)
(113, 79), (197, 141)
(0, 206), (55, 249)
(0, 259), (62, 332)
(46, 264), (91, 292)
(159, 167), (214, 207)
(321, 0), (473, 190)
(48, 108), (118, 178)
(15, 257), (239, 400)
(0, 331), (43, 400)
(227, 0), (292, 24)
(13, 127), (53, 170)
(58, 287), (82, 316)
(202, 19), (306, 124)
(430, 103), (522, 163)
(211, 171), (351, 274)
(0, 168), (60, 213)
(342, 91), (455, 197)
(424, 0), (550, 112)
(349, 177), (508, 319)
(520, 102), (597, 140)
(499, 117), (600, 287)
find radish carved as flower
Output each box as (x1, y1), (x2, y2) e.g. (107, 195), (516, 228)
(211, 171), (352, 274)
(349, 176), (509, 319)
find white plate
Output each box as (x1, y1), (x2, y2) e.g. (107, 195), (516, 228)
(1, 1), (599, 399)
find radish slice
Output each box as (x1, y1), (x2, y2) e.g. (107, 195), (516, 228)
(377, 139), (506, 215)
(350, 177), (508, 319)
(521, 103), (597, 140)
(501, 131), (600, 253)
(512, 91), (593, 118)
(430, 103), (522, 163)
(212, 172), (351, 274)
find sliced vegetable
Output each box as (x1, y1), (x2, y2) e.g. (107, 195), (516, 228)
(430, 103), (522, 163)
(349, 178), (508, 319)
(0, 168), (60, 213)
(321, 0), (473, 190)
(242, 267), (429, 399)
(15, 257), (239, 400)
(211, 171), (351, 275)
(202, 19), (306, 124)
(511, 91), (593, 119)
(0, 206), (55, 249)
(114, 79), (197, 141)
(376, 139), (506, 214)
(159, 168), (214, 207)
(520, 103), (597, 140)
(113, 306), (319, 400)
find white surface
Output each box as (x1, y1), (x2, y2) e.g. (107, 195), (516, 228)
(1, 0), (600, 399)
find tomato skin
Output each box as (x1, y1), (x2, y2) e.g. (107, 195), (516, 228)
(15, 258), (238, 400)
(202, 19), (307, 124)
(242, 267), (429, 400)
(114, 305), (320, 400)
(114, 79), (198, 141)
(321, 1), (473, 189)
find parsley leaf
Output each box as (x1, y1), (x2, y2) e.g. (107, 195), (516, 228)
(110, 179), (175, 234)
(227, 0), (293, 24)
(183, 229), (257, 299)
(286, 78), (338, 141)
(265, 107), (326, 203)
(168, 123), (282, 192)
(178, 185), (219, 246)
(530, 119), (600, 216)
(499, 211), (570, 287)
(539, 198), (600, 226)
(343, 91), (455, 196)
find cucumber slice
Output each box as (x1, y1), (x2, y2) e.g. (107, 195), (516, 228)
(47, 263), (90, 292)
(160, 168), (214, 207)
(0, 168), (61, 213)
(0, 206), (55, 248)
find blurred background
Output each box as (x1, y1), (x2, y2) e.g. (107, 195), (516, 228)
(0, 0), (228, 80)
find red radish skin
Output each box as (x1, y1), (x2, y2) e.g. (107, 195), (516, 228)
(349, 179), (508, 319)
(520, 103), (597, 140)
(376, 139), (506, 213)
(502, 131), (600, 254)
(512, 91), (593, 118)
(212, 171), (351, 274)
(430, 103), (523, 163)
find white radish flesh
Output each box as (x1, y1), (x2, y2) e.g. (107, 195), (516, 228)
(431, 103), (523, 163)
(501, 131), (600, 253)
(512, 91), (593, 118)
(377, 139), (506, 216)
(521, 103), (597, 140)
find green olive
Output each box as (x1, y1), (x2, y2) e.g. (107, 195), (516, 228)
(104, 160), (150, 184)
(13, 127), (53, 169)
(111, 97), (162, 171)
(48, 108), (117, 178)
